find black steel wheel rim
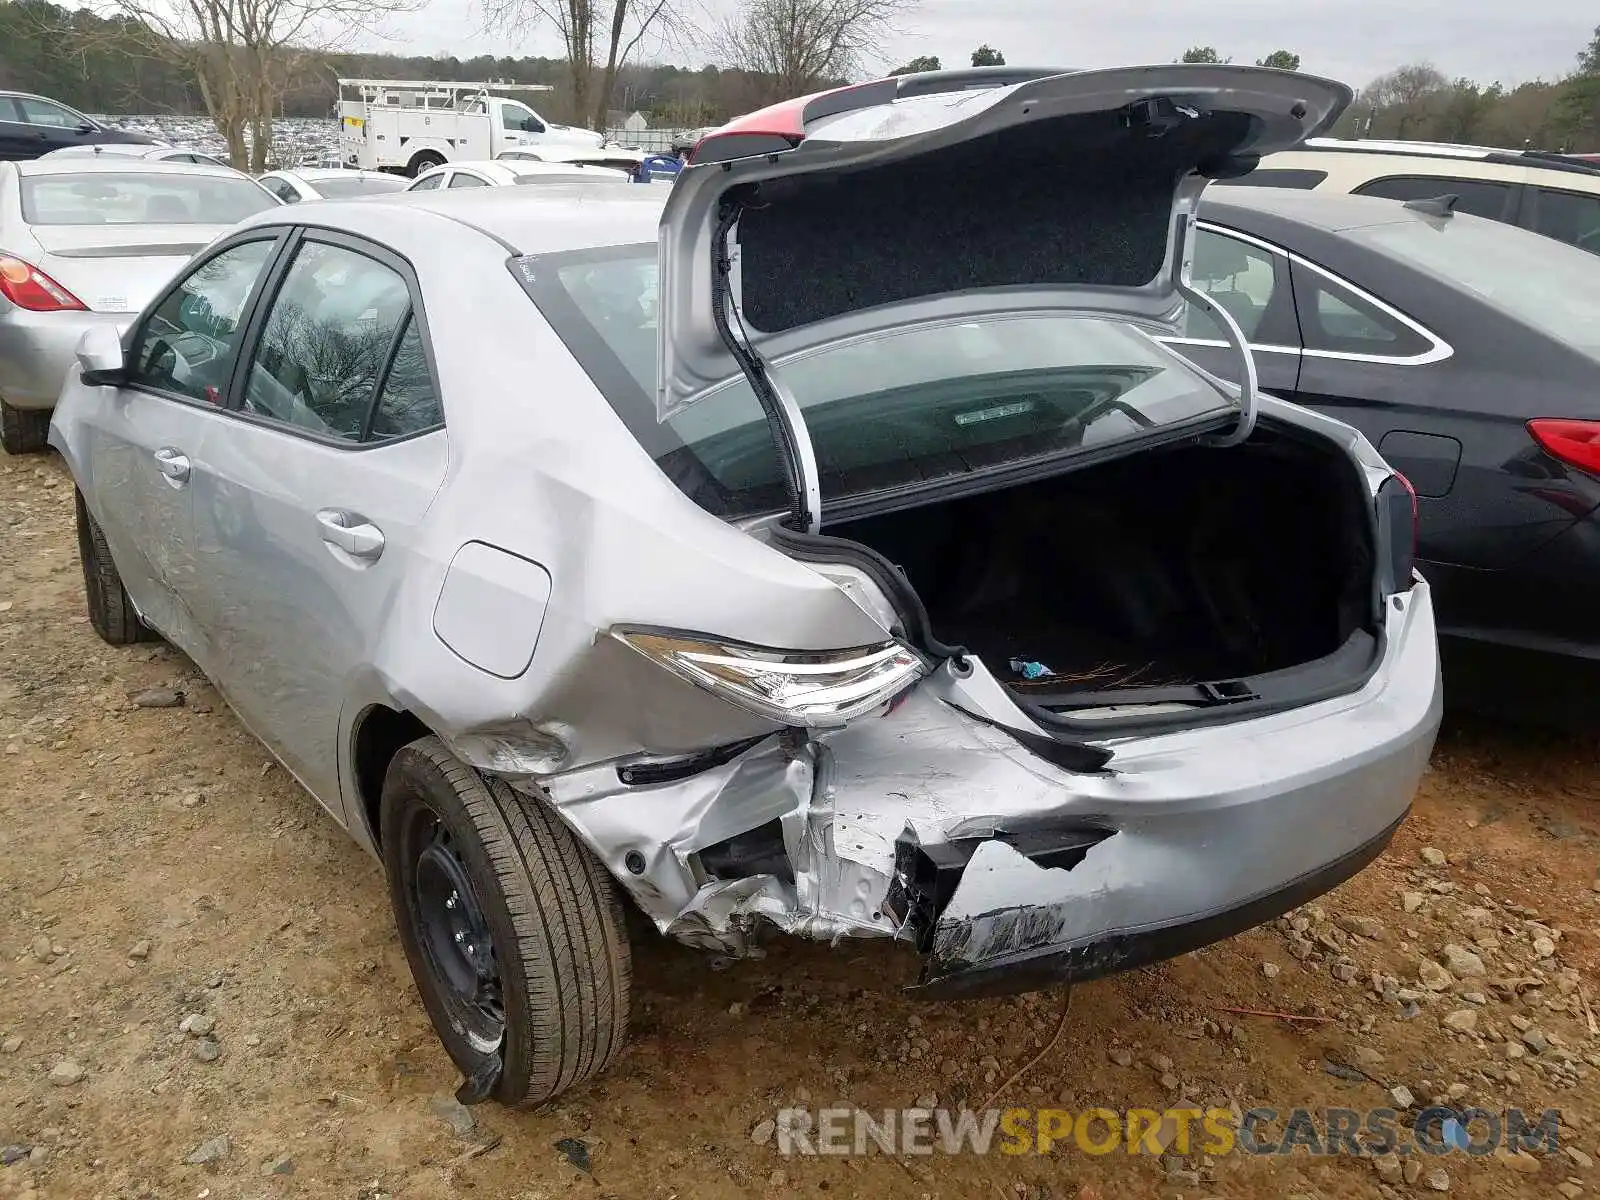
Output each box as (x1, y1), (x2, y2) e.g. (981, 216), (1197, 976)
(407, 812), (506, 1054)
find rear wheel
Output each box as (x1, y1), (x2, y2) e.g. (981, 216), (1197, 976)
(75, 489), (152, 645)
(407, 151), (445, 177)
(380, 737), (631, 1107)
(0, 399), (50, 455)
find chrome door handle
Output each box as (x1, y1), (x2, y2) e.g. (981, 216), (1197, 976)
(315, 509), (385, 560)
(153, 447), (190, 485)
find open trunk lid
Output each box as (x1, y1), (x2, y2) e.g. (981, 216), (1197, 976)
(654, 64), (1351, 528)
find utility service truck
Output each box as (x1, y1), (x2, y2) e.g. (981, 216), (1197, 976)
(337, 79), (610, 177)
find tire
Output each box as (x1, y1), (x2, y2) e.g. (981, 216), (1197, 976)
(0, 398), (50, 455)
(407, 151), (445, 178)
(75, 489), (152, 645)
(380, 737), (631, 1107)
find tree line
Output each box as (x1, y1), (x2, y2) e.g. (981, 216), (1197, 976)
(4, 0), (1599, 170)
(1178, 35), (1600, 150)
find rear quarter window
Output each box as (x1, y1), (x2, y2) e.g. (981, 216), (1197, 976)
(1213, 168), (1329, 189)
(1352, 175), (1514, 222)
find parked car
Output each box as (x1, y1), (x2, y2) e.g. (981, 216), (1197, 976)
(338, 78), (607, 176)
(49, 65), (1439, 1108)
(256, 167), (411, 204)
(1216, 137), (1600, 255)
(495, 144), (648, 179)
(0, 92), (159, 161)
(1170, 187), (1600, 678)
(43, 143), (234, 169)
(404, 159), (632, 191)
(0, 157), (279, 452)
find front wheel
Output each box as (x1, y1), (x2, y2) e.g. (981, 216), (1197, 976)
(75, 489), (152, 645)
(380, 737), (632, 1107)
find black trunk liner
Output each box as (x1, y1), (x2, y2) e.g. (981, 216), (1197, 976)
(945, 600), (1242, 691)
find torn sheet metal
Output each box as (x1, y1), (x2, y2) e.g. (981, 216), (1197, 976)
(535, 590), (1437, 985)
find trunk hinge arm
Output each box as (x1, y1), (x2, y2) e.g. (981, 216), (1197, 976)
(709, 197), (823, 533)
(1179, 276), (1259, 448)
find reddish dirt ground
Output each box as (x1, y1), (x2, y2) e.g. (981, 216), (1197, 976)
(2, 448), (1597, 1200)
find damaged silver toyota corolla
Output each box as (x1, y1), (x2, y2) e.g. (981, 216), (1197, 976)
(51, 64), (1441, 1108)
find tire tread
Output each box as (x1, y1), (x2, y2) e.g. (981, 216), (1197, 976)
(74, 490), (151, 645)
(382, 739), (630, 1106)
(0, 400), (49, 455)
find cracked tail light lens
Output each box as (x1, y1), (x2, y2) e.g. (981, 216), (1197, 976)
(614, 629), (926, 728)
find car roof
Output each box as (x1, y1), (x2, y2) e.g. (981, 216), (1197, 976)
(294, 167), (392, 181)
(15, 156), (246, 180)
(240, 184), (666, 254)
(1201, 186), (1436, 232)
(0, 90), (81, 104)
(1300, 136), (1600, 180)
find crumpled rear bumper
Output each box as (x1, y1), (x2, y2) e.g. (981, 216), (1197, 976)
(541, 582), (1440, 996)
(909, 810), (1405, 999)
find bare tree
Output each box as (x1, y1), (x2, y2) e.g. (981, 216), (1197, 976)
(94, 0), (421, 171)
(1360, 62), (1448, 139)
(710, 0), (916, 104)
(480, 0), (689, 133)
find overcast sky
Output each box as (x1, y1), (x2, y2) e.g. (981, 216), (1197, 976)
(373, 0), (1593, 92)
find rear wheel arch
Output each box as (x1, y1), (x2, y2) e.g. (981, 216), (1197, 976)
(351, 704), (433, 849)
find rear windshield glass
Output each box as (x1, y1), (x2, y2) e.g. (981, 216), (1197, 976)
(21, 172), (277, 225)
(1351, 214), (1600, 356)
(514, 248), (1236, 519)
(311, 176), (409, 198)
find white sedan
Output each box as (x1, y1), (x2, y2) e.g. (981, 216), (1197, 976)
(257, 168), (411, 204)
(405, 159), (634, 191)
(496, 144), (647, 178)
(43, 143), (234, 170)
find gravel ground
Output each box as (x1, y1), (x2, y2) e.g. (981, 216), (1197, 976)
(2, 446), (1598, 1200)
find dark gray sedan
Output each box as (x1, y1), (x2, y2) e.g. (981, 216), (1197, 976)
(1171, 189), (1600, 695)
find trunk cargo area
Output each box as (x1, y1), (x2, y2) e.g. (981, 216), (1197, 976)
(827, 426), (1376, 699)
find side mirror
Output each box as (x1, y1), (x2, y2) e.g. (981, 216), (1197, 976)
(76, 324), (126, 387)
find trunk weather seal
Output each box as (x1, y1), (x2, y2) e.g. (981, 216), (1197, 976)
(1178, 238), (1258, 448)
(765, 524), (964, 659)
(710, 192), (819, 533)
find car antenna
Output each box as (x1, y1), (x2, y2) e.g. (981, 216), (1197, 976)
(1403, 194), (1459, 217)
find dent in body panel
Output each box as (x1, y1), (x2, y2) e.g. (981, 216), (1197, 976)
(535, 587), (1437, 987)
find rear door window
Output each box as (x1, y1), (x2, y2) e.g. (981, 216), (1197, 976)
(1353, 175), (1515, 222)
(448, 172), (488, 188)
(1529, 187), (1600, 255)
(15, 97), (82, 128)
(240, 239), (413, 441)
(1182, 229), (1288, 342)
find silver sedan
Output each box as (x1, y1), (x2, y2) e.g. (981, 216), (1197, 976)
(49, 65), (1440, 1109)
(0, 156), (278, 452)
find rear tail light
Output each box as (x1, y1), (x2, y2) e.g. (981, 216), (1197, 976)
(0, 254), (86, 313)
(1377, 472), (1418, 595)
(1528, 418), (1600, 476)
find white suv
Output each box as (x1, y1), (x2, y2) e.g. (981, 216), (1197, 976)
(1217, 137), (1600, 255)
